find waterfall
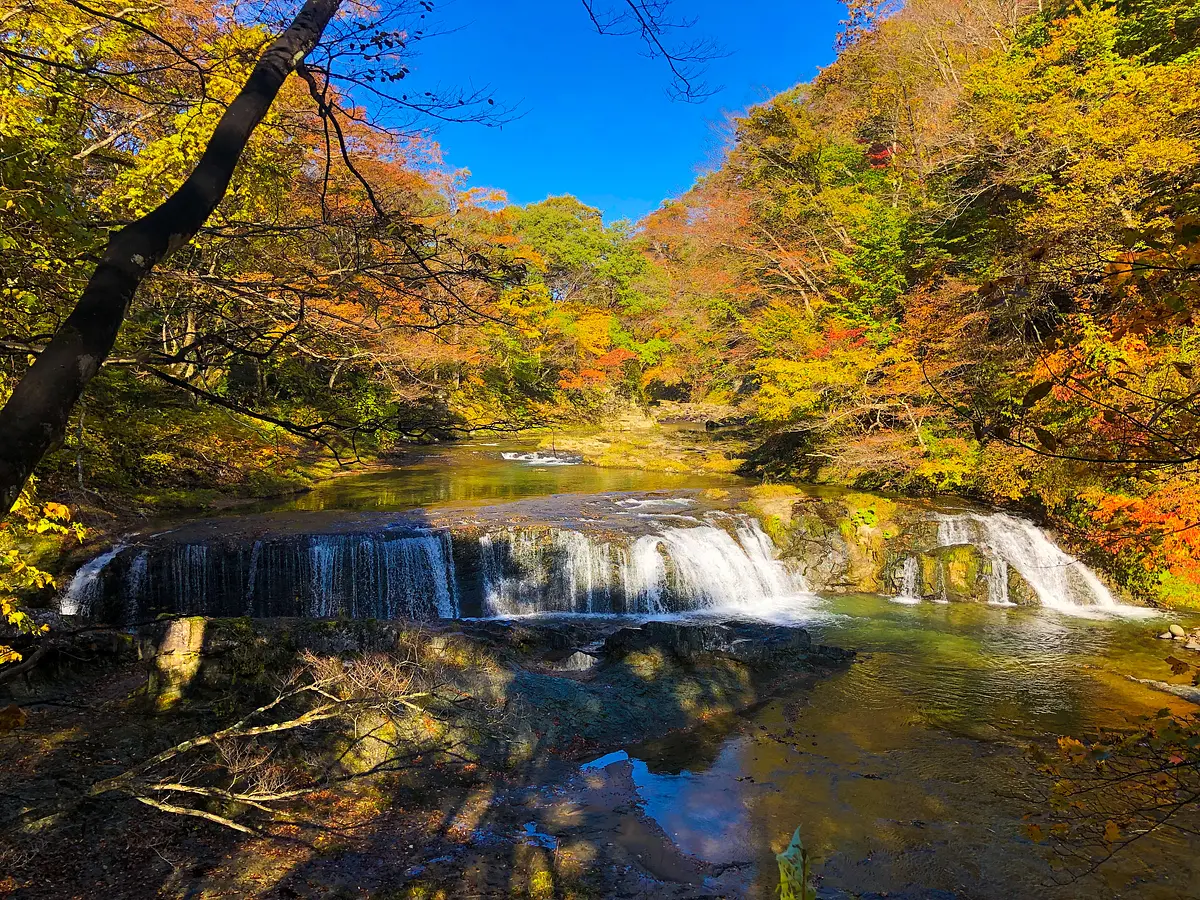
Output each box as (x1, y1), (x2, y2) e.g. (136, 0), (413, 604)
(987, 557), (1014, 607)
(892, 555), (921, 604)
(622, 536), (668, 614)
(60, 543), (126, 616)
(479, 528), (616, 615)
(123, 551), (149, 621)
(937, 513), (1115, 610)
(479, 516), (807, 617)
(243, 541), (261, 615)
(60, 515), (801, 622)
(306, 532), (458, 619)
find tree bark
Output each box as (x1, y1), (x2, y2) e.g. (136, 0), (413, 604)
(0, 0), (343, 513)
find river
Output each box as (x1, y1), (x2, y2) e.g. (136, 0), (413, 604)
(60, 442), (1200, 897)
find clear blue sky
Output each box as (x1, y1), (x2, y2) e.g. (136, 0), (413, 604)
(404, 1), (845, 222)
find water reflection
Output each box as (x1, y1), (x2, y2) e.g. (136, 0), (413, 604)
(573, 595), (1200, 898)
(258, 443), (740, 514)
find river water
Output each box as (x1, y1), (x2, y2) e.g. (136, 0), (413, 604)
(63, 442), (1200, 896)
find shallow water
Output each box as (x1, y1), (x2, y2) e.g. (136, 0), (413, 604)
(258, 441), (740, 513)
(586, 595), (1200, 898)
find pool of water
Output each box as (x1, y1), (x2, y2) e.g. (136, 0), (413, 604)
(257, 440), (742, 514)
(585, 595), (1200, 898)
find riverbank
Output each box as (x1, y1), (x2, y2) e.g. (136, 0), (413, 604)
(0, 616), (850, 899)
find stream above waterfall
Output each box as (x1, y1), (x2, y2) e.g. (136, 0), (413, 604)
(54, 444), (1200, 897)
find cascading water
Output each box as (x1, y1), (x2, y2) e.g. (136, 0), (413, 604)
(62, 496), (1131, 624)
(478, 516), (807, 616)
(60, 542), (127, 616)
(304, 532), (459, 619)
(122, 551), (148, 622)
(621, 536), (668, 614)
(892, 555), (921, 604)
(937, 512), (1115, 610)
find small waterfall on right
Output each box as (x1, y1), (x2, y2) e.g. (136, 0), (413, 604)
(937, 512), (1116, 610)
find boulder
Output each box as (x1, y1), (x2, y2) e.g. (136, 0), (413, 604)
(930, 544), (991, 602)
(1007, 567), (1040, 606)
(603, 621), (733, 659)
(541, 649), (601, 672)
(1170, 623), (1186, 637)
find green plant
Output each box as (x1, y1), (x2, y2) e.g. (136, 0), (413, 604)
(776, 826), (816, 900)
(0, 484), (84, 664)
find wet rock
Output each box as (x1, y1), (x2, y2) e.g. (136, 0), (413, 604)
(1184, 640), (1200, 652)
(929, 544), (991, 602)
(1170, 623), (1186, 637)
(602, 619), (847, 668)
(1007, 567), (1040, 606)
(542, 649), (601, 672)
(604, 621), (733, 660)
(1160, 632), (1176, 640)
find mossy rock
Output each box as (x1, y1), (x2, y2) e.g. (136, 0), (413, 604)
(1007, 566), (1040, 606)
(930, 544), (990, 602)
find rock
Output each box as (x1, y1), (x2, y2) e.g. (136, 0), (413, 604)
(603, 621), (733, 660)
(601, 619), (847, 669)
(541, 649), (601, 672)
(1185, 641), (1200, 652)
(929, 544), (991, 602)
(1160, 632), (1176, 640)
(1170, 623), (1186, 637)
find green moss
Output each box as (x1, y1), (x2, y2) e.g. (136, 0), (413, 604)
(1155, 571), (1200, 610)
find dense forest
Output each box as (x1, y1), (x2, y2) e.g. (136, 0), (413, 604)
(3, 0), (1200, 607)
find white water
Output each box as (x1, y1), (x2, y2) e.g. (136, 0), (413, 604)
(937, 513), (1115, 611)
(60, 542), (127, 616)
(307, 532), (458, 619)
(621, 536), (668, 614)
(60, 503), (1149, 623)
(890, 555), (922, 605)
(479, 516), (808, 617)
(615, 497), (693, 510)
(501, 451), (581, 466)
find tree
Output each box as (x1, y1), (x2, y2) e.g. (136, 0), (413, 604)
(0, 0), (717, 514)
(0, 0), (344, 513)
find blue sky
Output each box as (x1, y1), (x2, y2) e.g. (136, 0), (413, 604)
(404, 1), (845, 222)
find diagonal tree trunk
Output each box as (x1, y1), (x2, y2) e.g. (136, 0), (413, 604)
(0, 0), (343, 513)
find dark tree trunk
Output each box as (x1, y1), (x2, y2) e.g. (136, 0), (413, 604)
(0, 0), (343, 513)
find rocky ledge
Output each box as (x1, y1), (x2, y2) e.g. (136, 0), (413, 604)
(135, 615), (853, 760)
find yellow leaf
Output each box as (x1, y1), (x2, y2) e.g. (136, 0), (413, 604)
(1104, 820), (1121, 843)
